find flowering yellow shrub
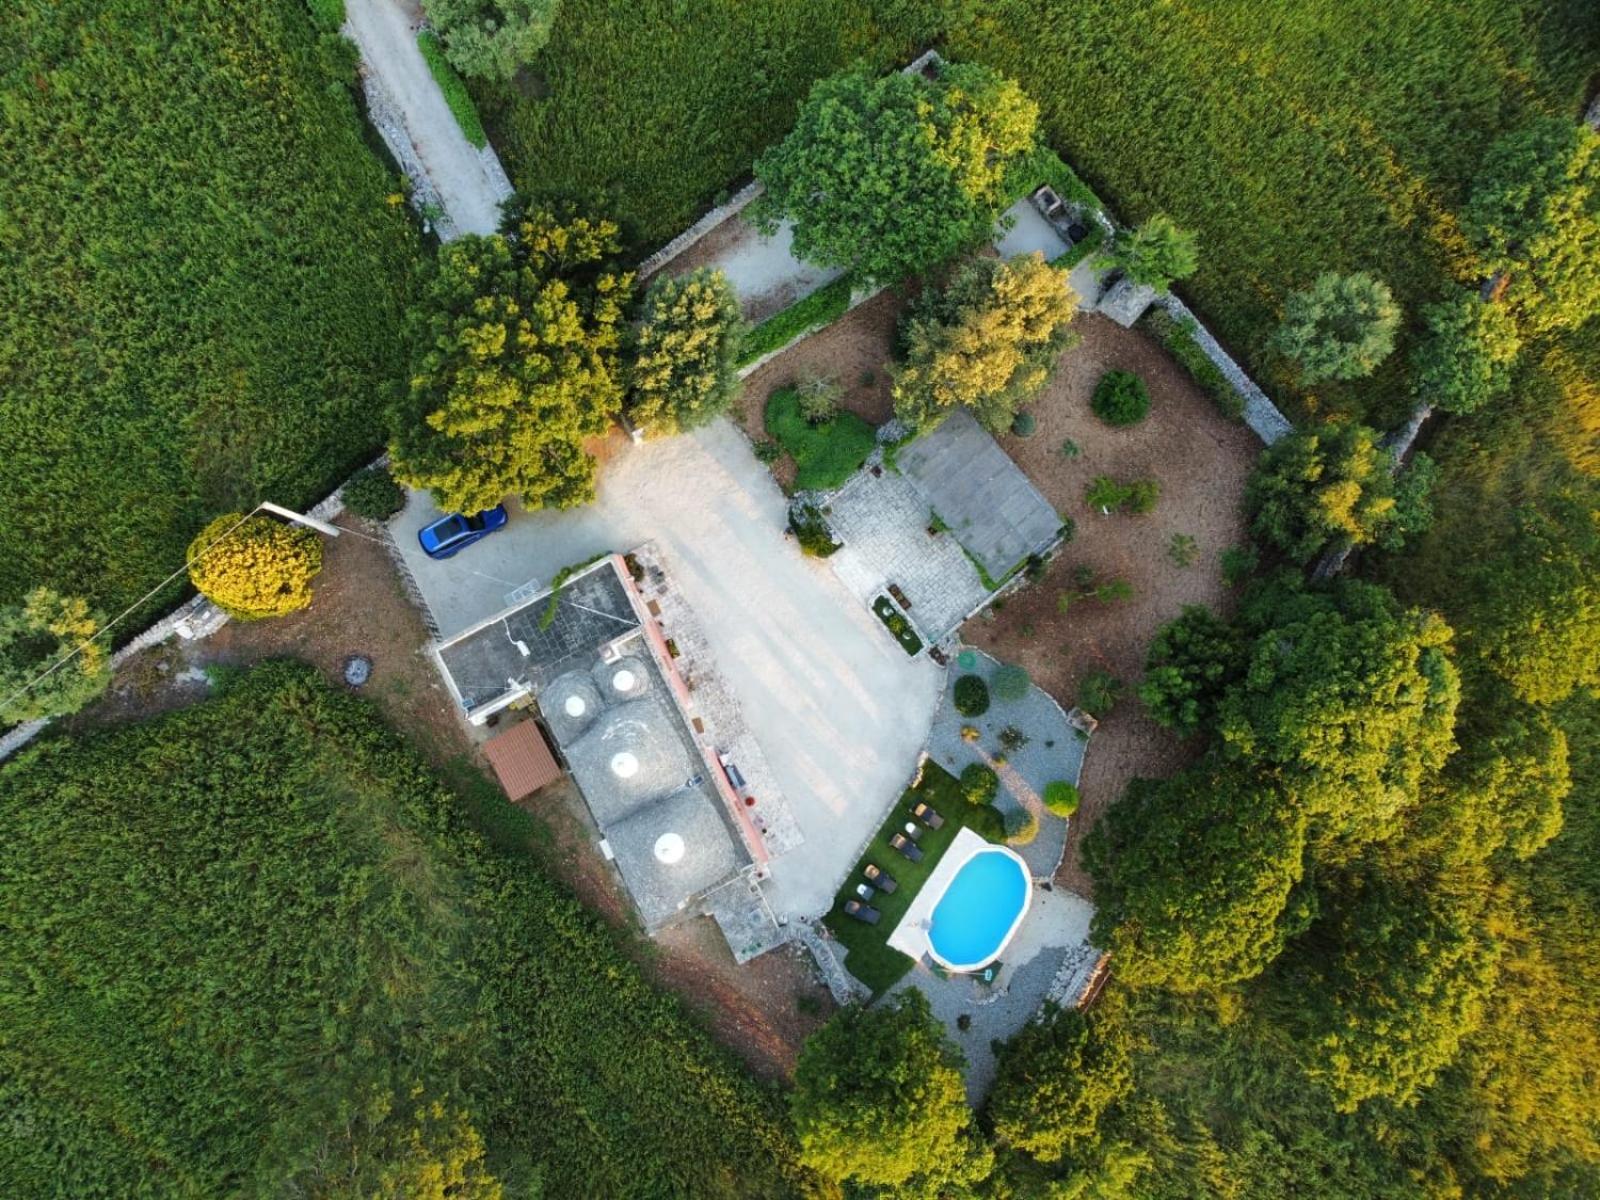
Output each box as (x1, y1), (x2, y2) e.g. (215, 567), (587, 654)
(187, 514), (322, 619)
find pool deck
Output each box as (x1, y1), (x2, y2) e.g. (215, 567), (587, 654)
(887, 827), (1029, 969)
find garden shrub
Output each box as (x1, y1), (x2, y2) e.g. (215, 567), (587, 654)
(954, 674), (991, 717)
(1086, 475), (1159, 515)
(961, 763), (999, 806)
(992, 664), (1031, 702)
(342, 466), (406, 521)
(764, 387), (877, 491)
(416, 31), (489, 148)
(186, 514), (323, 620)
(1092, 370), (1150, 426)
(753, 439), (782, 464)
(1011, 411), (1037, 437)
(1003, 805), (1039, 846)
(737, 275), (855, 366)
(1100, 214), (1198, 293)
(1079, 670), (1122, 717)
(1043, 781), (1080, 818)
(797, 374), (843, 424)
(422, 0), (557, 84)
(789, 504), (840, 558)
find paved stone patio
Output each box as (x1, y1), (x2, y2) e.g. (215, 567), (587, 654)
(824, 468), (990, 643)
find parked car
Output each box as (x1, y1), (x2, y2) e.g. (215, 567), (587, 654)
(417, 505), (508, 559)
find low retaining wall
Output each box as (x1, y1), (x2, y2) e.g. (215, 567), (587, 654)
(1156, 295), (1293, 444)
(637, 181), (764, 281)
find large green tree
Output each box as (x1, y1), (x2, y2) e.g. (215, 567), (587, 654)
(1279, 868), (1503, 1113)
(389, 209), (632, 514)
(987, 1002), (1134, 1164)
(626, 268), (744, 436)
(1270, 271), (1401, 384)
(1246, 422), (1433, 562)
(1220, 578), (1460, 848)
(790, 989), (989, 1192)
(1463, 117), (1600, 333)
(1100, 214), (1198, 293)
(422, 0), (559, 83)
(893, 252), (1078, 432)
(1138, 604), (1245, 736)
(1084, 761), (1308, 991)
(752, 63), (1037, 284)
(1409, 292), (1522, 415)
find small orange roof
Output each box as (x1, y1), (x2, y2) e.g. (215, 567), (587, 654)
(483, 720), (562, 802)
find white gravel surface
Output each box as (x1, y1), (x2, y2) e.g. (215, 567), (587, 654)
(394, 420), (945, 918)
(344, 0), (513, 238)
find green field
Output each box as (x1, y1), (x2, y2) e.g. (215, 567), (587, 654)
(0, 2), (418, 621)
(0, 662), (809, 1197)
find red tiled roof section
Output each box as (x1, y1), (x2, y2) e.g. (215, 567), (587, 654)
(483, 720), (562, 802)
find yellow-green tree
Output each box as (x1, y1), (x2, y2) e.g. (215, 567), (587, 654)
(0, 588), (111, 721)
(389, 209), (632, 515)
(627, 269), (744, 436)
(893, 252), (1078, 432)
(186, 513), (322, 620)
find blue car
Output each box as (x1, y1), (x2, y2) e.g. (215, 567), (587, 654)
(417, 505), (509, 559)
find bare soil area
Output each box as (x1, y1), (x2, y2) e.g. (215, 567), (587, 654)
(963, 314), (1261, 893)
(67, 518), (826, 1081)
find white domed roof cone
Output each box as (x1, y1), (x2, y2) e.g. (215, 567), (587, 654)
(654, 832), (685, 864)
(612, 668), (637, 693)
(564, 694), (587, 717)
(610, 751), (640, 779)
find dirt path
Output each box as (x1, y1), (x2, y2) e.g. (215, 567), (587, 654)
(344, 0), (513, 238)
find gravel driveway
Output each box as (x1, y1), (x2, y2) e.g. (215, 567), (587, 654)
(344, 0), (512, 238)
(393, 419), (944, 918)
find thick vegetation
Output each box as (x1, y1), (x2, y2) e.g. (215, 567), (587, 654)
(388, 209), (631, 514)
(186, 513), (324, 620)
(423, 0), (559, 83)
(0, 590), (110, 722)
(0, 2), (417, 623)
(627, 269), (744, 435)
(0, 663), (810, 1198)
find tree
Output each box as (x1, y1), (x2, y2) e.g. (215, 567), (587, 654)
(1246, 423), (1431, 561)
(1084, 760), (1308, 991)
(1463, 117), (1600, 333)
(388, 210), (632, 515)
(1466, 492), (1600, 705)
(1282, 868), (1503, 1113)
(962, 763), (1000, 805)
(752, 64), (1037, 284)
(791, 989), (989, 1191)
(1271, 272), (1400, 384)
(1139, 605), (1244, 736)
(987, 1004), (1134, 1162)
(0, 588), (110, 722)
(1101, 214), (1198, 293)
(186, 513), (323, 620)
(627, 269), (743, 436)
(421, 0), (558, 83)
(1220, 578), (1459, 848)
(893, 253), (1078, 433)
(342, 466), (407, 521)
(1409, 293), (1522, 415)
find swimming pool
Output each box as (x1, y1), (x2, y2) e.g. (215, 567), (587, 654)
(926, 846), (1031, 972)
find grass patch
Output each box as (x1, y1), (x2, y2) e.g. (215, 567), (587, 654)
(822, 762), (1006, 995)
(737, 274), (855, 366)
(872, 595), (923, 656)
(763, 386), (877, 491)
(305, 0), (345, 30)
(418, 31), (489, 149)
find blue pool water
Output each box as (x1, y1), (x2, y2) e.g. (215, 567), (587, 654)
(927, 849), (1029, 969)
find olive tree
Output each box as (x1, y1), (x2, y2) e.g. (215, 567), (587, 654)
(753, 63), (1037, 284)
(627, 269), (743, 436)
(893, 253), (1077, 432)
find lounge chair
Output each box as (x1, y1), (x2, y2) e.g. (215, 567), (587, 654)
(844, 900), (881, 925)
(912, 802), (945, 830)
(855, 882), (875, 900)
(863, 863), (898, 893)
(902, 821), (924, 842)
(890, 833), (924, 863)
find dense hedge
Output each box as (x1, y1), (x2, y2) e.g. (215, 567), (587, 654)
(418, 29), (489, 148)
(0, 2), (418, 623)
(0, 662), (809, 1197)
(738, 274), (856, 366)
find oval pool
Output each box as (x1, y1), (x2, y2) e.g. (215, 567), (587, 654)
(926, 846), (1031, 972)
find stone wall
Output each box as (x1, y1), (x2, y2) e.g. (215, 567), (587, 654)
(636, 181), (765, 281)
(1156, 294), (1294, 444)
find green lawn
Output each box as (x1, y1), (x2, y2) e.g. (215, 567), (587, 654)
(823, 762), (1006, 995)
(765, 386), (878, 491)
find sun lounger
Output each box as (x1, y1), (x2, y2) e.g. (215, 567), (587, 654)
(864, 864), (898, 893)
(912, 803), (945, 830)
(890, 833), (924, 863)
(844, 900), (881, 925)
(902, 821), (923, 842)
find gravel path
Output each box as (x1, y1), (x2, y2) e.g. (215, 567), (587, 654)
(344, 0), (513, 239)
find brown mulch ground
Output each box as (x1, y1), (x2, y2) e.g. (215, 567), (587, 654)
(962, 314), (1260, 894)
(67, 517), (826, 1081)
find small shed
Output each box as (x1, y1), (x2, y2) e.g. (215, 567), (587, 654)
(483, 719), (563, 802)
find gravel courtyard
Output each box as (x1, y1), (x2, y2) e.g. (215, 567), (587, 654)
(393, 418), (944, 919)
